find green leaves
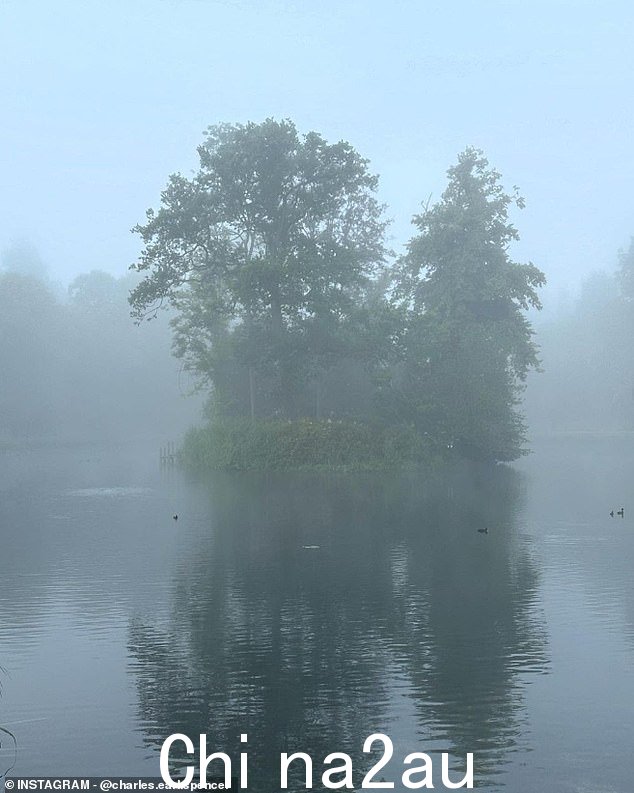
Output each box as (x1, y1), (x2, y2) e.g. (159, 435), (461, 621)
(129, 126), (545, 462)
(129, 119), (388, 416)
(181, 418), (429, 471)
(394, 148), (546, 461)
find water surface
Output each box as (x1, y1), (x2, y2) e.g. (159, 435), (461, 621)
(1, 439), (633, 791)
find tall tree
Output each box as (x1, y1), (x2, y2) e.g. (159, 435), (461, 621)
(0, 273), (62, 438)
(617, 237), (634, 301)
(129, 119), (388, 418)
(394, 148), (545, 461)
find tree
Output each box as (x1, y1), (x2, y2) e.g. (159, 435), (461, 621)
(0, 272), (63, 438)
(129, 119), (388, 418)
(394, 148), (545, 461)
(1, 239), (48, 280)
(617, 237), (634, 301)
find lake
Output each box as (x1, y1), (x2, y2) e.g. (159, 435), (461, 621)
(1, 438), (633, 791)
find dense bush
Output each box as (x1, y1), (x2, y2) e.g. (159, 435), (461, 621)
(181, 419), (433, 471)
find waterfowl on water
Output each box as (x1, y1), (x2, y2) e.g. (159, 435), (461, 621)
(477, 527), (488, 534)
(173, 514), (178, 521)
(618, 507), (624, 518)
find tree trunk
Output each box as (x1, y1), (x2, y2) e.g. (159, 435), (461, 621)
(249, 366), (256, 422)
(315, 380), (322, 419)
(270, 290), (294, 417)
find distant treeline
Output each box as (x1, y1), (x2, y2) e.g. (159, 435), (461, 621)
(15, 119), (617, 462)
(130, 119), (545, 464)
(0, 266), (199, 445)
(526, 241), (634, 435)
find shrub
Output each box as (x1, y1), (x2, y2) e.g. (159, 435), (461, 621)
(181, 419), (432, 471)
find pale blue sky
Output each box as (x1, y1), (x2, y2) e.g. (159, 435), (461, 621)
(1, 0), (633, 306)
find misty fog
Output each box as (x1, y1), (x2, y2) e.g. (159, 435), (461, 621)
(0, 248), (202, 445)
(2, 2), (634, 792)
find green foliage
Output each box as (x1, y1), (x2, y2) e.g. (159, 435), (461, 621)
(130, 128), (545, 465)
(392, 148), (545, 461)
(181, 419), (432, 471)
(130, 118), (389, 417)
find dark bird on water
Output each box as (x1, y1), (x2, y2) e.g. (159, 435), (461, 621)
(173, 514), (178, 521)
(610, 511), (614, 517)
(618, 507), (624, 518)
(478, 527), (488, 534)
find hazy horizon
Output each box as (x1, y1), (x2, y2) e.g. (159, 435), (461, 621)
(2, 0), (634, 311)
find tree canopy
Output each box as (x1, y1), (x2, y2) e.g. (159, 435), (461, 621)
(130, 126), (545, 463)
(393, 148), (546, 460)
(130, 118), (388, 417)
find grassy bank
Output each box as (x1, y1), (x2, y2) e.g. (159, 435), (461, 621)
(181, 419), (434, 471)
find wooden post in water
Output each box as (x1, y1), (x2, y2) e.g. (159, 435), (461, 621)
(160, 442), (176, 466)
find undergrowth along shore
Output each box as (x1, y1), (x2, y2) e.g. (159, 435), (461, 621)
(180, 419), (435, 472)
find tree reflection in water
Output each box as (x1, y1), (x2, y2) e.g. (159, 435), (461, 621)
(128, 463), (548, 790)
